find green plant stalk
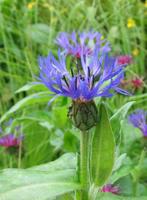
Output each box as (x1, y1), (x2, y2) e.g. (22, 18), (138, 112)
(80, 131), (90, 200)
(132, 149), (146, 196)
(132, 181), (138, 197)
(18, 141), (22, 168)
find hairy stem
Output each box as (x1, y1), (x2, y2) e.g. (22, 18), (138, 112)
(80, 131), (90, 200)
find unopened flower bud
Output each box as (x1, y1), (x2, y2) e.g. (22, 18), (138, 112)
(68, 100), (98, 131)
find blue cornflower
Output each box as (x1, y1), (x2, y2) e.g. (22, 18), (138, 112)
(55, 31), (110, 58)
(38, 47), (129, 103)
(39, 32), (129, 131)
(128, 109), (147, 137)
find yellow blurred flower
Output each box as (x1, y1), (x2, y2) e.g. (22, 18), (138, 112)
(132, 48), (139, 56)
(144, 1), (147, 8)
(101, 35), (104, 40)
(27, 2), (36, 10)
(127, 18), (136, 28)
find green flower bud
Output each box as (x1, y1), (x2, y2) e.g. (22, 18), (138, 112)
(68, 100), (98, 131)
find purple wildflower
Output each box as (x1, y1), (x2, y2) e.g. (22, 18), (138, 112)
(131, 77), (144, 90)
(0, 134), (23, 148)
(101, 184), (120, 195)
(116, 55), (132, 65)
(56, 31), (111, 58)
(128, 110), (147, 137)
(38, 46), (129, 103)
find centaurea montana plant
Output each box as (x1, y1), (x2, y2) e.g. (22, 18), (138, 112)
(128, 109), (147, 137)
(39, 32), (129, 130)
(38, 31), (129, 199)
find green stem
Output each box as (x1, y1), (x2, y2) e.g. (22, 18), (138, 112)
(132, 150), (146, 196)
(80, 131), (90, 200)
(9, 156), (13, 168)
(18, 141), (22, 168)
(132, 181), (137, 196)
(138, 149), (146, 167)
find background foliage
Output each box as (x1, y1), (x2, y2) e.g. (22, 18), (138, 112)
(0, 0), (147, 199)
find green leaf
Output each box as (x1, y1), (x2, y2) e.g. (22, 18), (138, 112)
(52, 106), (67, 128)
(91, 103), (115, 186)
(96, 193), (147, 200)
(110, 101), (135, 134)
(0, 153), (80, 200)
(0, 91), (51, 123)
(30, 153), (77, 171)
(26, 23), (51, 44)
(113, 153), (127, 172)
(110, 165), (132, 184)
(110, 101), (135, 122)
(15, 82), (47, 93)
(128, 93), (147, 101)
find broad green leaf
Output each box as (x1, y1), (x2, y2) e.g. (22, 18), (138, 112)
(26, 23), (51, 44)
(15, 82), (47, 93)
(30, 153), (77, 171)
(0, 153), (80, 200)
(110, 101), (135, 121)
(6, 111), (52, 131)
(52, 106), (67, 128)
(117, 176), (147, 197)
(0, 91), (51, 123)
(128, 93), (147, 101)
(113, 153), (127, 172)
(91, 103), (115, 186)
(50, 129), (64, 149)
(96, 193), (147, 200)
(110, 101), (135, 134)
(110, 150), (132, 184)
(121, 120), (142, 152)
(110, 165), (132, 184)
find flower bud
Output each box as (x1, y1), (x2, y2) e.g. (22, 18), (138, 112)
(68, 100), (98, 131)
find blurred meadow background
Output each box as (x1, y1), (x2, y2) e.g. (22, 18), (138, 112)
(0, 0), (147, 198)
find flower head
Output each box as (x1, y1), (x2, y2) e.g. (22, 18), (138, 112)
(101, 184), (120, 195)
(38, 48), (129, 103)
(38, 31), (130, 131)
(27, 2), (36, 9)
(116, 55), (132, 65)
(127, 18), (136, 28)
(128, 110), (147, 137)
(120, 76), (144, 93)
(132, 48), (139, 56)
(0, 119), (23, 149)
(0, 134), (23, 148)
(56, 31), (111, 58)
(131, 77), (143, 90)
